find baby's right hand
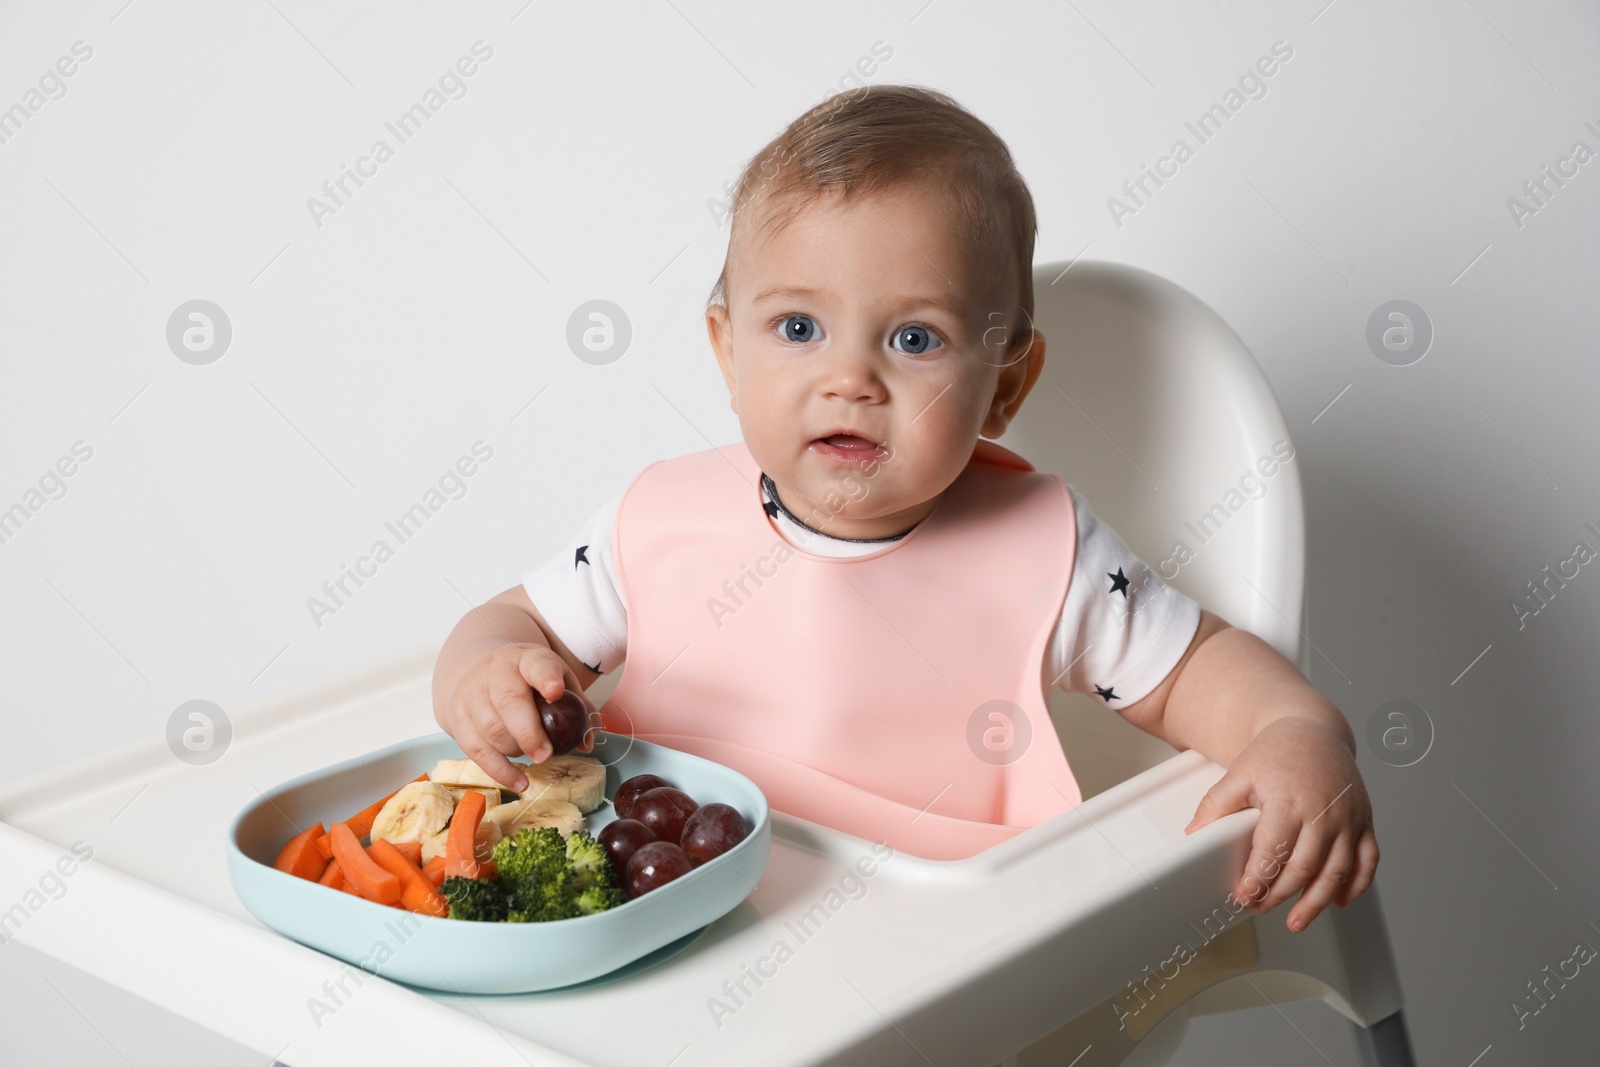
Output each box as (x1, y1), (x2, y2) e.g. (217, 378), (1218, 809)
(432, 638), (597, 793)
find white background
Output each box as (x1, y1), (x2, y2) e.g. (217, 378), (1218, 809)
(3, 0), (1598, 1063)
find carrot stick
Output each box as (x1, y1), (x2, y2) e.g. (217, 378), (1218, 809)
(274, 823), (329, 881)
(318, 859), (346, 889)
(392, 840), (423, 867)
(367, 839), (449, 918)
(344, 772), (430, 841)
(330, 857), (361, 896)
(444, 790), (487, 880)
(327, 822), (400, 904)
(313, 832), (333, 860)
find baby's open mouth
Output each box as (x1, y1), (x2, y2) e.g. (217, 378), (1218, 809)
(815, 433), (879, 450)
(809, 430), (887, 464)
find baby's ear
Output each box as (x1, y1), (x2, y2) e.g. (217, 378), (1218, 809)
(706, 305), (739, 404)
(704, 303), (728, 348)
(983, 327), (1046, 436)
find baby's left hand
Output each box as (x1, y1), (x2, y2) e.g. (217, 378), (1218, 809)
(1183, 716), (1379, 932)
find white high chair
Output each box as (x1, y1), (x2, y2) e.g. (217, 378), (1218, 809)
(998, 259), (1415, 1065)
(0, 262), (1417, 1067)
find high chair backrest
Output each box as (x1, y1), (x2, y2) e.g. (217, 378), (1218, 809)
(999, 261), (1309, 794)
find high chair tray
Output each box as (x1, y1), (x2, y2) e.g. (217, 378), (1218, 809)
(0, 645), (1379, 1067)
(228, 731), (771, 994)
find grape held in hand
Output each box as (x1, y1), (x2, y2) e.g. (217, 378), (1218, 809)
(680, 802), (748, 866)
(534, 689), (589, 755)
(612, 774), (670, 820)
(626, 840), (693, 897)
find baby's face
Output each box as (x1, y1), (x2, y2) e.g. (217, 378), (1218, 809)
(707, 180), (1042, 540)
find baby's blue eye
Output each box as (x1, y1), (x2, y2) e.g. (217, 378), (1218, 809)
(892, 324), (942, 356)
(777, 314), (821, 344)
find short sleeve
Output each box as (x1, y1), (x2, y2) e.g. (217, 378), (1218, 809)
(520, 492), (628, 674)
(1048, 485), (1202, 708)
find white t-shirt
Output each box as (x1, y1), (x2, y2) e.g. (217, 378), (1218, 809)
(523, 472), (1202, 709)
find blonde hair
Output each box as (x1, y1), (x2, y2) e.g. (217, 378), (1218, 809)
(707, 84), (1038, 351)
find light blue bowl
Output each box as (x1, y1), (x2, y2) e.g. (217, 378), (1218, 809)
(226, 731), (771, 994)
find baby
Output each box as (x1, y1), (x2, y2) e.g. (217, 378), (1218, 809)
(433, 85), (1377, 934)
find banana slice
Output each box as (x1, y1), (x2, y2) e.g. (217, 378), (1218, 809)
(430, 757), (524, 790)
(518, 755), (605, 813)
(484, 796), (584, 838)
(438, 784), (503, 811)
(369, 781), (456, 846)
(421, 817), (503, 864)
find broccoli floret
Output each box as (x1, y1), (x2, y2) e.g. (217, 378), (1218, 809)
(503, 871), (579, 922)
(441, 875), (509, 922)
(473, 824), (626, 922)
(491, 825), (566, 887)
(565, 830), (618, 891)
(574, 885), (626, 916)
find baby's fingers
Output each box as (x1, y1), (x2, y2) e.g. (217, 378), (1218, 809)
(486, 656), (550, 763)
(1286, 836), (1354, 932)
(454, 716), (532, 793)
(1256, 823), (1332, 914)
(1336, 827), (1380, 907)
(514, 644), (570, 703)
(1185, 769), (1252, 834)
(1236, 806), (1300, 909)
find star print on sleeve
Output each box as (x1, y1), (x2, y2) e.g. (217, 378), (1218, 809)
(582, 660), (600, 673)
(574, 545), (590, 568)
(1107, 566), (1130, 597)
(1051, 484), (1200, 709)
(763, 498), (780, 519)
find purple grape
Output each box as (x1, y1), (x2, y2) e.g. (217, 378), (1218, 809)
(612, 774), (670, 820)
(598, 818), (656, 875)
(680, 802), (748, 866)
(535, 689), (588, 755)
(633, 787), (698, 845)
(625, 840), (692, 897)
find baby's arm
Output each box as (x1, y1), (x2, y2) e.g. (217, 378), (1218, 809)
(431, 585), (602, 792)
(434, 492), (625, 791)
(1116, 613), (1378, 932)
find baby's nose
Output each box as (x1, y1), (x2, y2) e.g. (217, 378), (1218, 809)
(817, 346), (887, 399)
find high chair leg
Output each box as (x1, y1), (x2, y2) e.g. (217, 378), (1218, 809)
(1348, 1008), (1417, 1067)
